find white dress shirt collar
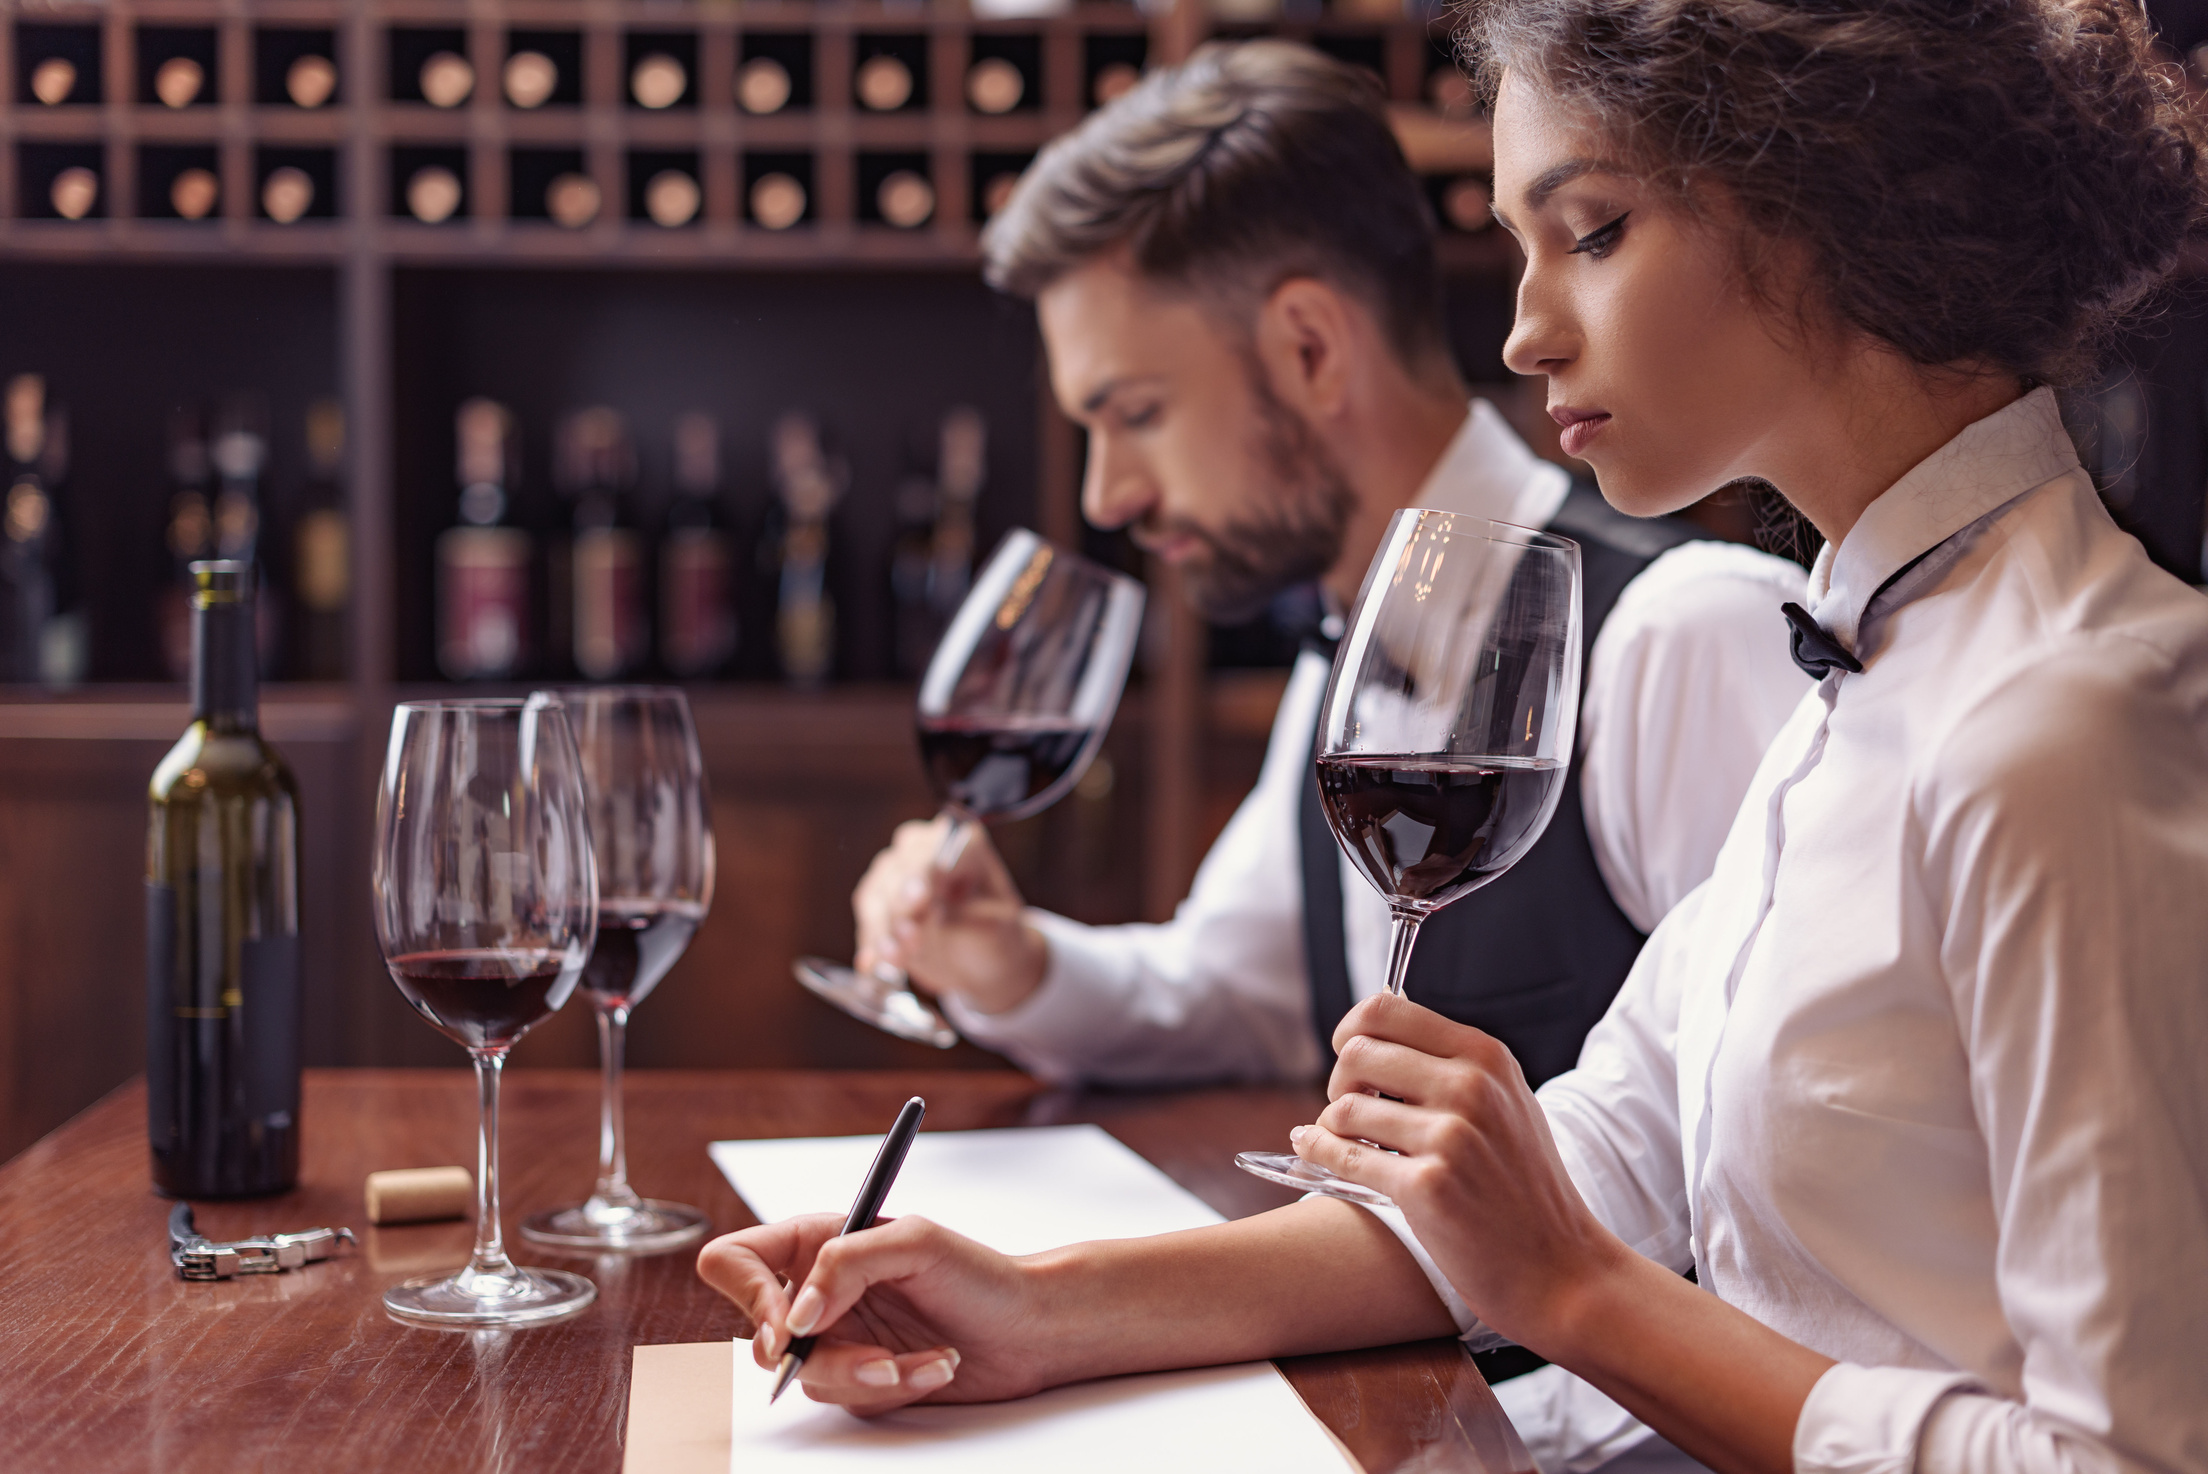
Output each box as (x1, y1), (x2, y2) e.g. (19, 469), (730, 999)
(1416, 399), (1574, 531)
(1806, 386), (2081, 653)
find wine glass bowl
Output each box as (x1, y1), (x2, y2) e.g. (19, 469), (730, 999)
(1237, 512), (1582, 1206)
(373, 695), (599, 1326)
(521, 687), (716, 1254)
(795, 529), (1145, 1046)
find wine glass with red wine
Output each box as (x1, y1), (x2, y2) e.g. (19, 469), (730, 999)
(794, 528), (1145, 1046)
(522, 687), (715, 1254)
(1236, 510), (1582, 1206)
(372, 695), (600, 1325)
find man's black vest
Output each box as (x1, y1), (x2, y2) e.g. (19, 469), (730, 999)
(1299, 487), (1701, 1086)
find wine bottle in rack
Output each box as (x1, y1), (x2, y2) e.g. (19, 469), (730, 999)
(146, 560), (302, 1199)
(1, 373), (82, 686)
(765, 412), (845, 688)
(291, 398), (349, 681)
(210, 393), (279, 673)
(660, 410), (737, 679)
(888, 406), (986, 677)
(436, 398), (533, 681)
(559, 406), (648, 681)
(159, 407), (215, 681)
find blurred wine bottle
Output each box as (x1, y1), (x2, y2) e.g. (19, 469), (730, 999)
(147, 560), (301, 1199)
(160, 407), (214, 681)
(765, 413), (844, 687)
(660, 410), (737, 679)
(888, 406), (985, 677)
(291, 398), (349, 681)
(436, 397), (533, 680)
(2, 374), (83, 686)
(559, 405), (648, 681)
(210, 393), (279, 674)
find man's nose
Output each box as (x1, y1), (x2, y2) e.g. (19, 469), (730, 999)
(1081, 441), (1155, 531)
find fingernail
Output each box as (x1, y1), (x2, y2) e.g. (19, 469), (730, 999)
(787, 1287), (823, 1336)
(1290, 1126), (1310, 1147)
(899, 877), (928, 904)
(759, 1325), (779, 1358)
(855, 1359), (902, 1388)
(909, 1357), (958, 1392)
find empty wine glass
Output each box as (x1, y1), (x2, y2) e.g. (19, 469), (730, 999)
(522, 687), (716, 1254)
(1237, 511), (1582, 1206)
(373, 695), (599, 1326)
(794, 528), (1146, 1047)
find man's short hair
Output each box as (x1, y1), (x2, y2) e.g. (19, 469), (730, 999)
(982, 40), (1447, 366)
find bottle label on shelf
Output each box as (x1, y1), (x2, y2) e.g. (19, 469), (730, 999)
(438, 526), (531, 679)
(574, 527), (647, 680)
(662, 528), (735, 676)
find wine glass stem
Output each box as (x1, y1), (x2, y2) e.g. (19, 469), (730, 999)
(592, 1003), (640, 1211)
(931, 810), (975, 872)
(1384, 907), (1423, 997)
(468, 1048), (516, 1280)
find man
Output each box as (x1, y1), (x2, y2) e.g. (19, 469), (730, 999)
(852, 40), (1807, 1098)
(843, 41), (1807, 1471)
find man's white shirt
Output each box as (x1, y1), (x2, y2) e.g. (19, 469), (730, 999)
(1405, 389), (2208, 1474)
(944, 397), (1811, 1088)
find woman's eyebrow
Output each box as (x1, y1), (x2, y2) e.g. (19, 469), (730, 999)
(1493, 156), (1625, 234)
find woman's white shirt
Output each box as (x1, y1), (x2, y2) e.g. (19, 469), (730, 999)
(1442, 389), (2208, 1473)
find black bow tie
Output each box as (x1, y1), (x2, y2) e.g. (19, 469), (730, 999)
(1781, 601), (1863, 679)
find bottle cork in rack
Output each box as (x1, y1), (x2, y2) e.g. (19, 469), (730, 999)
(365, 1166), (474, 1224)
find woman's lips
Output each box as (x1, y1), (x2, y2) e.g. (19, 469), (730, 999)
(1550, 407), (1611, 460)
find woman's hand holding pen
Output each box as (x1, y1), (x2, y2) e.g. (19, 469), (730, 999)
(1290, 993), (1632, 1360)
(698, 1213), (1055, 1415)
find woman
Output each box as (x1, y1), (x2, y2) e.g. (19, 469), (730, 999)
(699, 2), (2208, 1468)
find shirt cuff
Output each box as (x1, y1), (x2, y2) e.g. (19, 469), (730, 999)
(1794, 1363), (1985, 1474)
(1319, 1195), (1508, 1353)
(938, 910), (1129, 1084)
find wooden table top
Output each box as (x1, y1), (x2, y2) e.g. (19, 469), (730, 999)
(0, 1069), (1530, 1474)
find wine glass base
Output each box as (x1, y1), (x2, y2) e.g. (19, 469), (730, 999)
(520, 1199), (711, 1254)
(792, 957), (959, 1049)
(383, 1266), (597, 1327)
(1234, 1151), (1398, 1209)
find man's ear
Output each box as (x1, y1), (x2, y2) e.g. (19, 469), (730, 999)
(1253, 277), (1358, 422)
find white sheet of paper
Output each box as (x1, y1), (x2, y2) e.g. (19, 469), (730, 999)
(708, 1124), (1225, 1254)
(729, 1349), (1350, 1472)
(709, 1125), (1351, 1472)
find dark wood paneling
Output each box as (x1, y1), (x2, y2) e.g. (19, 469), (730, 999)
(0, 1069), (1532, 1474)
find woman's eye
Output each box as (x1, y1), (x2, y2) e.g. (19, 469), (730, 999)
(1569, 211), (1630, 260)
(1122, 404), (1161, 430)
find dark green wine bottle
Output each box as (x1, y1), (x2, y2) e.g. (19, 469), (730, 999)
(146, 560), (302, 1198)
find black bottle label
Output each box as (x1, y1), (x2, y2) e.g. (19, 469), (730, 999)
(145, 882), (179, 1158)
(242, 933), (301, 1122)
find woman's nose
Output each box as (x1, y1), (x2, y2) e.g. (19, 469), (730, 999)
(1504, 264), (1577, 379)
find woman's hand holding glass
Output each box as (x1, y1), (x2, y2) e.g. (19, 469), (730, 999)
(1292, 993), (1628, 1355)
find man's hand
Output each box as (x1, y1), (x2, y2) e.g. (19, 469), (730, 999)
(1289, 993), (1630, 1354)
(697, 1214), (1061, 1414)
(852, 817), (1048, 1015)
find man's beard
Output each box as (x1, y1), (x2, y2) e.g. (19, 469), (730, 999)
(1139, 368), (1357, 624)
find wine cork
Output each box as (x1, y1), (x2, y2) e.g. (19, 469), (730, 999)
(365, 1166), (473, 1225)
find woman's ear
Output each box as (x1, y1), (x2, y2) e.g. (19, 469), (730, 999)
(1253, 277), (1359, 423)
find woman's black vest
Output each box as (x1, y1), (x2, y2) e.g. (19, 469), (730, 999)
(1298, 488), (1700, 1086)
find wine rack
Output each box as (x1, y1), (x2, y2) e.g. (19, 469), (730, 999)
(0, 0), (1505, 267)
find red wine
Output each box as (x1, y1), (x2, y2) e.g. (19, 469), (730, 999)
(579, 901), (703, 1009)
(917, 715), (1096, 823)
(1317, 753), (1565, 910)
(387, 948), (574, 1050)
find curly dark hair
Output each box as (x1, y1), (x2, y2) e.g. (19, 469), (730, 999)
(1462, 0), (2208, 385)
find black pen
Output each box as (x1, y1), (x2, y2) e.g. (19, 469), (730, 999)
(770, 1095), (927, 1404)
